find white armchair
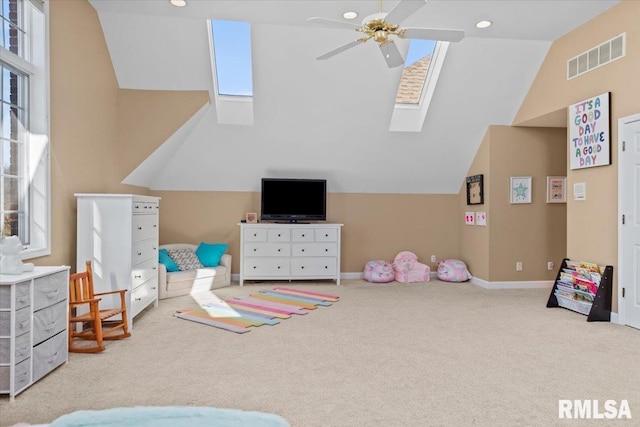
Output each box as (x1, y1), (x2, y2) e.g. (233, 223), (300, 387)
(158, 243), (232, 299)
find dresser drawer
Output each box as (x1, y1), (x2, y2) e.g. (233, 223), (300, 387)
(33, 300), (67, 345)
(0, 358), (31, 391)
(131, 278), (157, 318)
(0, 282), (30, 310)
(33, 331), (66, 382)
(244, 228), (267, 242)
(132, 214), (159, 242)
(132, 258), (158, 288)
(34, 271), (67, 311)
(0, 307), (31, 336)
(244, 243), (290, 257)
(132, 240), (158, 265)
(291, 257), (337, 276)
(132, 200), (158, 214)
(315, 228), (338, 242)
(0, 332), (31, 364)
(243, 258), (290, 277)
(267, 229), (291, 242)
(291, 229), (314, 242)
(292, 243), (337, 257)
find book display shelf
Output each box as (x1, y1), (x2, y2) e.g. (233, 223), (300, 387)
(546, 258), (613, 322)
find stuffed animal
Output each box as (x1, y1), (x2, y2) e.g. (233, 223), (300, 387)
(0, 236), (35, 275)
(392, 251), (430, 283)
(437, 259), (472, 282)
(363, 260), (395, 283)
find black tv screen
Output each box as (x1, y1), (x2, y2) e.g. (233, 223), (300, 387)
(261, 178), (327, 222)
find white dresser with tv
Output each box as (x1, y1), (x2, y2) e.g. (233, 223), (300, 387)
(238, 223), (343, 286)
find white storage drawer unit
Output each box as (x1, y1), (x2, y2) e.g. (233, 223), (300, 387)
(76, 194), (161, 328)
(239, 223), (343, 286)
(0, 266), (70, 399)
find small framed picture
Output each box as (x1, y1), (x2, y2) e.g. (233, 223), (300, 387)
(510, 176), (532, 204)
(245, 212), (258, 223)
(466, 174), (484, 205)
(546, 176), (567, 203)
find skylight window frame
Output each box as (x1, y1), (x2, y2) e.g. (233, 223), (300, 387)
(207, 19), (254, 126)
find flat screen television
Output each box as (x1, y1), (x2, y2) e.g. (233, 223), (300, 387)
(261, 178), (327, 223)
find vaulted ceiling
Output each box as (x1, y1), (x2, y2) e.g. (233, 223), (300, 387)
(88, 0), (620, 194)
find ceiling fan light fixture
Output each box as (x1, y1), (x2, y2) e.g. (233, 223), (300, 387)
(170, 0), (187, 7)
(476, 20), (492, 29)
(342, 11), (358, 20)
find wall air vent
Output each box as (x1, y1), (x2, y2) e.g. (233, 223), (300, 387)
(567, 33), (625, 80)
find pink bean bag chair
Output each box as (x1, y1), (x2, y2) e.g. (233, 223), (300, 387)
(437, 259), (472, 282)
(393, 251), (430, 283)
(363, 260), (395, 283)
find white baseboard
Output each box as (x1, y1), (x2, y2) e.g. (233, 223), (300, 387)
(471, 277), (554, 289)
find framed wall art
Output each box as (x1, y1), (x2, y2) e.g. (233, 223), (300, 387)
(466, 174), (484, 205)
(546, 176), (567, 203)
(245, 212), (258, 223)
(510, 176), (532, 204)
(568, 92), (610, 170)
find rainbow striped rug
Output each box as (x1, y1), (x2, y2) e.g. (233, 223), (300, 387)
(174, 287), (340, 334)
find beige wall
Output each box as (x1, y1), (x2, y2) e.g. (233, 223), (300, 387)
(153, 191), (460, 274)
(459, 126), (567, 282)
(513, 0), (640, 308)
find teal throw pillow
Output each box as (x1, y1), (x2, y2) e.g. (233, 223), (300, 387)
(196, 242), (228, 267)
(159, 248), (179, 272)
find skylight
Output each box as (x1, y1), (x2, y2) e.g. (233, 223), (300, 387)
(395, 39), (436, 104)
(390, 39), (450, 132)
(210, 20), (253, 97)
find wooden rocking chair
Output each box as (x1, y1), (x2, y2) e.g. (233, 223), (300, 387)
(68, 260), (131, 353)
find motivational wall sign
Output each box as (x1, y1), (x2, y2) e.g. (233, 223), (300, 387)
(568, 92), (610, 170)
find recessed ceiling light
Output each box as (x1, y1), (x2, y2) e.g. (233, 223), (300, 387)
(476, 20), (492, 29)
(170, 0), (187, 7)
(342, 11), (358, 20)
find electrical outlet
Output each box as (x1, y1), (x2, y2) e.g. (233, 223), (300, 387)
(547, 261), (555, 271)
(516, 262), (523, 271)
(431, 255), (436, 263)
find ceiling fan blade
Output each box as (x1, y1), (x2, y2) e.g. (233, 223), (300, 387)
(316, 40), (362, 60)
(379, 42), (405, 68)
(385, 0), (427, 25)
(307, 17), (363, 31)
(402, 27), (465, 42)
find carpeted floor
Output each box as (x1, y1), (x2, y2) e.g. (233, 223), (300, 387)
(1, 279), (639, 427)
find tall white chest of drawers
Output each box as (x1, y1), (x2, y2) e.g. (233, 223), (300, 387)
(239, 223), (343, 286)
(75, 194), (160, 327)
(0, 266), (70, 399)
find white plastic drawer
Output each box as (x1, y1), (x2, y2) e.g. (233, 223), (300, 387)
(0, 358), (30, 391)
(33, 331), (66, 382)
(243, 243), (290, 257)
(0, 332), (30, 364)
(133, 214), (158, 242)
(315, 228), (338, 242)
(0, 307), (31, 336)
(291, 229), (314, 242)
(244, 228), (267, 242)
(33, 300), (67, 345)
(33, 271), (67, 311)
(292, 243), (337, 257)
(267, 229), (291, 242)
(0, 281), (30, 310)
(243, 258), (290, 277)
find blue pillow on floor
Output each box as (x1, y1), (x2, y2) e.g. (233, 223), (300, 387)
(196, 242), (228, 267)
(158, 248), (179, 272)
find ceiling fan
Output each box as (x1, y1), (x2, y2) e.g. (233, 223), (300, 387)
(307, 0), (464, 68)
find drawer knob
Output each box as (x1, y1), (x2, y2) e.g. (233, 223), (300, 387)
(153, 224), (157, 228)
(301, 249), (305, 252)
(137, 252), (142, 256)
(325, 266), (328, 269)
(151, 287), (157, 290)
(253, 266), (257, 269)
(253, 233), (257, 237)
(134, 275), (142, 278)
(301, 266), (305, 269)
(302, 234), (305, 237)
(325, 234), (328, 237)
(253, 248), (257, 252)
(325, 249), (328, 252)
(135, 297), (142, 301)
(278, 234), (281, 237)
(277, 266), (281, 269)
(138, 226), (142, 230)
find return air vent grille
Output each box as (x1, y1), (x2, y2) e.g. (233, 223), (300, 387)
(567, 33), (625, 80)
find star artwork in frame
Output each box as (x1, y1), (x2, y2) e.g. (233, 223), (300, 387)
(466, 174), (484, 205)
(510, 176), (532, 204)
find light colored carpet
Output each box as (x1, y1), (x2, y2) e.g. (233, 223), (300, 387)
(1, 279), (639, 427)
